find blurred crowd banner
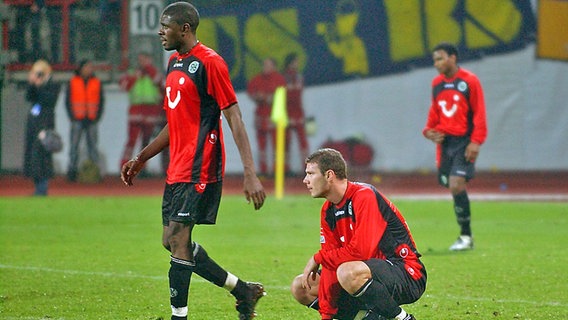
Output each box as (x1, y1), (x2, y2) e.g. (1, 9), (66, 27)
(189, 0), (536, 90)
(536, 0), (568, 61)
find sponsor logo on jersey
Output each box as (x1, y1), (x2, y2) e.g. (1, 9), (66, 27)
(166, 77), (184, 109)
(335, 210), (345, 217)
(399, 247), (409, 258)
(173, 62), (184, 68)
(444, 83), (455, 89)
(208, 132), (218, 144)
(177, 212), (191, 217)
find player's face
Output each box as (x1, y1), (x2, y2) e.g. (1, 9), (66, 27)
(303, 162), (330, 199)
(432, 50), (454, 76)
(158, 14), (183, 51)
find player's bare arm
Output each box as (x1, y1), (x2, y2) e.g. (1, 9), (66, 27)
(300, 256), (320, 290)
(465, 142), (480, 162)
(121, 125), (170, 186)
(222, 103), (266, 210)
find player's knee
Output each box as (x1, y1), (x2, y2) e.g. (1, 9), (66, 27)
(337, 261), (370, 294)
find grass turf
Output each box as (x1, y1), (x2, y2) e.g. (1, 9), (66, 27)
(1, 195), (567, 319)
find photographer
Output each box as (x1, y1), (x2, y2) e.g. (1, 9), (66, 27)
(23, 60), (61, 196)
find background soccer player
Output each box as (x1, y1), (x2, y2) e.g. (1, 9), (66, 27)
(121, 2), (266, 319)
(291, 148), (426, 320)
(422, 42), (488, 251)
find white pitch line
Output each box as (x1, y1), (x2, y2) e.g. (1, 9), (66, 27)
(2, 264), (567, 308)
(389, 193), (568, 202)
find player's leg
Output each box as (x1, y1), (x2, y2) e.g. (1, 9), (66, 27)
(85, 123), (99, 164)
(448, 139), (475, 250)
(164, 221), (195, 320)
(161, 183), (195, 320)
(337, 261), (417, 320)
(67, 121), (82, 181)
(161, 183), (264, 320)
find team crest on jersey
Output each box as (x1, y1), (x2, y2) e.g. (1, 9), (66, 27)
(457, 81), (468, 92)
(188, 61), (200, 74)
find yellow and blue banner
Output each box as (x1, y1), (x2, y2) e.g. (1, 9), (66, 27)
(198, 0), (536, 90)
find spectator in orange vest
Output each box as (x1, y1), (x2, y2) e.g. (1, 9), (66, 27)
(65, 60), (104, 182)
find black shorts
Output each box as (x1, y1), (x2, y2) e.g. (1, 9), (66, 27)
(161, 182), (223, 226)
(333, 259), (427, 320)
(438, 135), (475, 187)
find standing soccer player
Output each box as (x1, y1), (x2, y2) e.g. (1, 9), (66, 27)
(423, 42), (488, 251)
(291, 148), (426, 320)
(121, 2), (266, 319)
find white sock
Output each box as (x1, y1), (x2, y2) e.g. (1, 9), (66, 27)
(223, 272), (238, 290)
(394, 309), (408, 320)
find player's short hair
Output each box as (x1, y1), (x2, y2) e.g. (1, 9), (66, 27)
(306, 148), (348, 180)
(163, 1), (200, 33)
(433, 42), (459, 60)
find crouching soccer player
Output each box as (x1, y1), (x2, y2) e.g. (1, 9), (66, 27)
(291, 148), (427, 320)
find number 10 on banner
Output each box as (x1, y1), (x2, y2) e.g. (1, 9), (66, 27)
(130, 0), (163, 35)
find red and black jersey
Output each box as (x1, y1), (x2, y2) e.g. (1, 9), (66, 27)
(164, 42), (237, 184)
(423, 68), (487, 145)
(313, 182), (423, 317)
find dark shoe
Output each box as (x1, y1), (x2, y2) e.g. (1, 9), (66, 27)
(403, 314), (416, 320)
(235, 282), (266, 320)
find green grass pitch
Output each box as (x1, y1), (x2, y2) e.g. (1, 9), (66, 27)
(1, 195), (567, 319)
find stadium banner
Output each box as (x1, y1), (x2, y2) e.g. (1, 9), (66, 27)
(195, 0), (535, 90)
(536, 0), (568, 61)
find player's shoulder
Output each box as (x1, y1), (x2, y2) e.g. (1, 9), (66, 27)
(350, 182), (378, 199)
(457, 68), (481, 82)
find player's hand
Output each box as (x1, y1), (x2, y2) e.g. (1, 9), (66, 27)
(465, 142), (480, 162)
(426, 129), (445, 144)
(243, 174), (266, 210)
(301, 256), (319, 290)
(121, 157), (144, 186)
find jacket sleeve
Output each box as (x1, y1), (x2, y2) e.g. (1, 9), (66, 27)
(316, 205), (342, 319)
(468, 76), (488, 145)
(314, 189), (387, 270)
(422, 81), (440, 136)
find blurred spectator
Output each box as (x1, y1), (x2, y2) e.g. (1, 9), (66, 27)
(65, 60), (104, 182)
(283, 53), (309, 175)
(23, 59), (61, 195)
(9, 1), (72, 63)
(119, 52), (165, 175)
(247, 57), (287, 176)
(96, 0), (122, 61)
(12, 1), (41, 62)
